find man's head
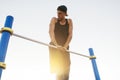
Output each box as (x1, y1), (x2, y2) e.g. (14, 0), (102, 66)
(57, 5), (68, 19)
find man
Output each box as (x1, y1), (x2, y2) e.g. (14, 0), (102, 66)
(49, 5), (73, 80)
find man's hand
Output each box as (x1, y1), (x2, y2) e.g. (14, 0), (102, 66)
(57, 46), (66, 51)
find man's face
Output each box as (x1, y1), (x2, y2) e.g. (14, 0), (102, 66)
(57, 10), (66, 20)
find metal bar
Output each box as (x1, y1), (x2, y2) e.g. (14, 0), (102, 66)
(13, 33), (90, 58)
(0, 16), (14, 79)
(89, 48), (101, 80)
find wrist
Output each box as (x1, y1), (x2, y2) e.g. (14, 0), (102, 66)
(63, 45), (68, 48)
(51, 41), (57, 45)
(63, 45), (67, 49)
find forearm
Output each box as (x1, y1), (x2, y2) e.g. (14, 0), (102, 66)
(49, 32), (58, 45)
(64, 34), (72, 48)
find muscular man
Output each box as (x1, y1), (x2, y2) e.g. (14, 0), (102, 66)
(49, 5), (73, 80)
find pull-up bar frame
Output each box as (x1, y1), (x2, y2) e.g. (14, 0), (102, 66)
(0, 16), (100, 80)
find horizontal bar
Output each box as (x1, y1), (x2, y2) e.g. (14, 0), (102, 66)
(12, 33), (92, 59)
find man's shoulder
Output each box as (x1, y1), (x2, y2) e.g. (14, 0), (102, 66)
(67, 18), (72, 24)
(51, 17), (57, 21)
(51, 17), (57, 23)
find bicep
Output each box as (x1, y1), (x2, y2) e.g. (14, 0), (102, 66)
(68, 19), (73, 35)
(49, 17), (56, 33)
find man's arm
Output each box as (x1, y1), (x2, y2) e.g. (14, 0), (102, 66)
(49, 17), (58, 46)
(64, 19), (73, 49)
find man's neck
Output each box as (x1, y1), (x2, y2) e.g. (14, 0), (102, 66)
(59, 18), (66, 23)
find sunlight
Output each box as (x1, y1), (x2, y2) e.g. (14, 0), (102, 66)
(49, 73), (56, 80)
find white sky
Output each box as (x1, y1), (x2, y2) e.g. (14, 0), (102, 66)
(0, 0), (120, 80)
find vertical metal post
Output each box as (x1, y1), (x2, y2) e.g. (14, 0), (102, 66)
(89, 48), (101, 80)
(0, 16), (14, 79)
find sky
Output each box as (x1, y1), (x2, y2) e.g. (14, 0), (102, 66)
(0, 0), (120, 80)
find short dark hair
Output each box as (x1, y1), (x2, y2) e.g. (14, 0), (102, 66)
(57, 5), (68, 16)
